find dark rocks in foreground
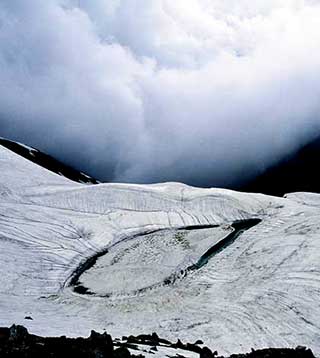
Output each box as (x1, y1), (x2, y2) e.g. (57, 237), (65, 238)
(0, 325), (116, 358)
(0, 325), (315, 358)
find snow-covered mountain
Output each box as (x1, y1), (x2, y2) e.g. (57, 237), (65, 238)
(0, 137), (99, 184)
(0, 141), (320, 356)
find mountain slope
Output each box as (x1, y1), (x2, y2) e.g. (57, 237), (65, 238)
(0, 137), (99, 185)
(0, 142), (320, 356)
(3, 134), (320, 196)
(241, 135), (320, 196)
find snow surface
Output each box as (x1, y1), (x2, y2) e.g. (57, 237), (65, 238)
(0, 144), (320, 355)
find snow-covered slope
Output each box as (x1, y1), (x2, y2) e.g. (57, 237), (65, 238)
(0, 137), (99, 185)
(1, 143), (320, 355)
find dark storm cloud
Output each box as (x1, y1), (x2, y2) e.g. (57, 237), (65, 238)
(0, 0), (320, 187)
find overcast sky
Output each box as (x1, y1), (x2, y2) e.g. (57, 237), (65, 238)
(1, 0), (320, 187)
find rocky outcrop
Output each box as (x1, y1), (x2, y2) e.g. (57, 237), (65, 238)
(0, 325), (315, 358)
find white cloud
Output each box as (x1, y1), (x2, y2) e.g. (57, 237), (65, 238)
(0, 0), (320, 186)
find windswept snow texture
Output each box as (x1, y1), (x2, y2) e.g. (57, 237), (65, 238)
(0, 143), (320, 355)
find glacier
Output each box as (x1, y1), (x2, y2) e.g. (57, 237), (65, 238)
(0, 143), (320, 355)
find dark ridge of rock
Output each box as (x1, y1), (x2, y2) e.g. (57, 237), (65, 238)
(229, 346), (315, 358)
(195, 340), (204, 345)
(0, 325), (315, 358)
(240, 134), (320, 196)
(0, 137), (99, 185)
(114, 346), (132, 358)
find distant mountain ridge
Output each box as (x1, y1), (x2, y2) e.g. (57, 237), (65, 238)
(241, 135), (320, 196)
(0, 137), (99, 185)
(2, 135), (320, 196)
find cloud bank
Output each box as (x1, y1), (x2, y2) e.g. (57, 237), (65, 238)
(1, 0), (320, 187)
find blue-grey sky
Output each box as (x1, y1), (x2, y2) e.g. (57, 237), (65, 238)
(1, 0), (320, 186)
